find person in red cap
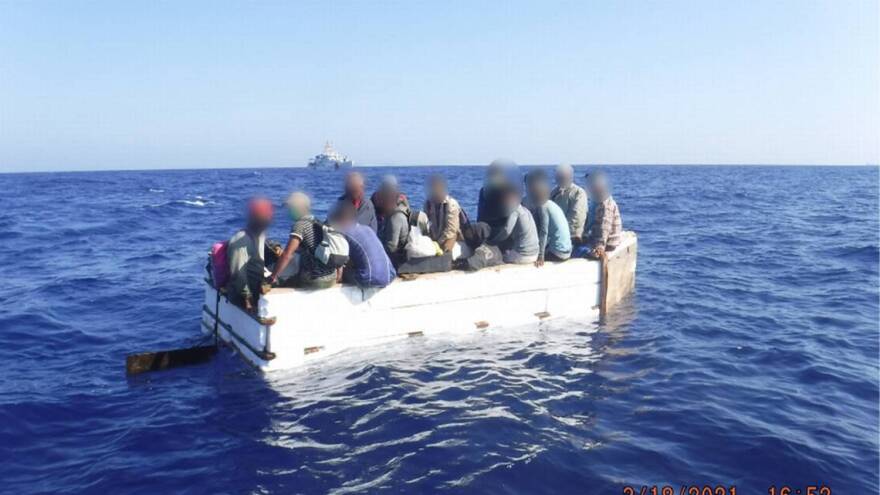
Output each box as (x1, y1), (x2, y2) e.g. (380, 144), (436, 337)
(226, 197), (275, 312)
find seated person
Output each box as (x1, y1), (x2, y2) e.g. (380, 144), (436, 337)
(226, 198), (274, 312)
(525, 170), (572, 266)
(424, 174), (464, 254)
(330, 204), (396, 288)
(487, 187), (540, 264)
(371, 174), (408, 226)
(551, 163), (588, 245)
(477, 159), (517, 230)
(269, 192), (338, 289)
(376, 186), (411, 267)
(330, 171), (378, 232)
(584, 170), (623, 259)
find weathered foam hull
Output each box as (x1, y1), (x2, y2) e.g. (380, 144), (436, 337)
(202, 232), (637, 370)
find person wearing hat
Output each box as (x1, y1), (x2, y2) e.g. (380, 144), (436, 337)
(270, 191), (338, 289)
(551, 163), (588, 244)
(227, 197), (275, 312)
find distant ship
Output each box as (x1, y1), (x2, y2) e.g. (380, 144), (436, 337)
(308, 142), (353, 170)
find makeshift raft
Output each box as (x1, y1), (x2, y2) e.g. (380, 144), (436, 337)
(201, 232), (637, 370)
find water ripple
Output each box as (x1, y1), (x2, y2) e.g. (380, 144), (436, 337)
(0, 166), (876, 494)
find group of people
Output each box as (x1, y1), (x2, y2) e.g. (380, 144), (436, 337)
(223, 160), (623, 313)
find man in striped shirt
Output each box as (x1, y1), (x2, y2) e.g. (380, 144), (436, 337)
(585, 171), (622, 259)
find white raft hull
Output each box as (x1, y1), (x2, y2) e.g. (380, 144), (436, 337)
(202, 232), (637, 371)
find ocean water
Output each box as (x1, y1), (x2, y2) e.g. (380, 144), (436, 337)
(0, 165), (877, 494)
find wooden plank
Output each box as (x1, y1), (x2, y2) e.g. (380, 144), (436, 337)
(125, 345), (217, 375)
(601, 237), (638, 315)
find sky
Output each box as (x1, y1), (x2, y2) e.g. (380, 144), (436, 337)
(0, 1), (877, 172)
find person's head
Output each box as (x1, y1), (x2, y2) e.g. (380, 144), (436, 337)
(374, 174), (400, 213)
(330, 202), (357, 227)
(283, 191), (311, 222)
(555, 163), (574, 187)
(379, 174), (398, 192)
(344, 171), (366, 200)
(586, 170), (610, 199)
(246, 197), (274, 232)
(502, 183), (522, 209)
(526, 170), (551, 204)
(427, 173), (448, 203)
(375, 188), (399, 215)
(487, 158), (515, 185)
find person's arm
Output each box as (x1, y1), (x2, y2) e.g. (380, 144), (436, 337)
(368, 204), (378, 232)
(270, 236), (301, 284)
(476, 188), (485, 223)
(587, 202), (609, 257)
(571, 189), (587, 240)
(227, 242), (251, 301)
(383, 214), (404, 254)
(535, 205), (549, 265)
(488, 208), (517, 245)
(441, 201), (461, 252)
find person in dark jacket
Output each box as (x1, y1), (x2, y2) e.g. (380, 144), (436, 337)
(371, 174), (407, 228)
(376, 186), (411, 267)
(330, 171), (378, 232)
(476, 159), (517, 229)
(487, 187), (540, 264)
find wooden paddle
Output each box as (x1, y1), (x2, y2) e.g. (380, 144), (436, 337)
(125, 345), (218, 375)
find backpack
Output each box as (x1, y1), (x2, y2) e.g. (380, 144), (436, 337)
(313, 221), (350, 268)
(209, 241), (229, 289)
(407, 208), (423, 229)
(464, 244), (503, 271)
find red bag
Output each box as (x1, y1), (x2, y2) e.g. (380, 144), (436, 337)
(210, 241), (229, 289)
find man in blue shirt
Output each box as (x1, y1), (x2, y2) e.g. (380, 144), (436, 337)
(330, 203), (396, 287)
(525, 170), (572, 266)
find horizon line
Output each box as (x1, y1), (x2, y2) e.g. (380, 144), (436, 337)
(1, 162), (878, 175)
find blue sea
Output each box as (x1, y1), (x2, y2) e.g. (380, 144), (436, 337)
(0, 165), (877, 494)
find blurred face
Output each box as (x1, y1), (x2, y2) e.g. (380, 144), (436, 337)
(330, 206), (356, 227)
(505, 190), (521, 208)
(486, 166), (505, 185)
(379, 190), (397, 214)
(247, 198), (273, 232)
(284, 193), (310, 221)
(588, 174), (608, 197)
(288, 202), (305, 221)
(534, 181), (550, 203)
(429, 179), (447, 203)
(528, 179), (549, 203)
(345, 173), (365, 199)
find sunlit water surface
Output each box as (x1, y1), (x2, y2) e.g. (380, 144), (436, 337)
(0, 166), (877, 494)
